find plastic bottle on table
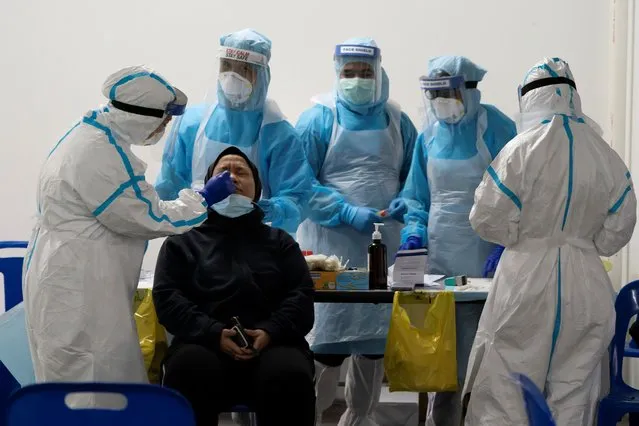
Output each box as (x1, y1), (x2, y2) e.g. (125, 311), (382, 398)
(368, 223), (387, 290)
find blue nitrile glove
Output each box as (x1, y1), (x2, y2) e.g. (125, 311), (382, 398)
(198, 171), (235, 207)
(398, 236), (423, 251)
(388, 198), (407, 222)
(483, 245), (505, 278)
(340, 204), (381, 234)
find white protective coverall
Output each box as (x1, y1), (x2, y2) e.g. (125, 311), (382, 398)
(463, 58), (637, 425)
(23, 66), (208, 386)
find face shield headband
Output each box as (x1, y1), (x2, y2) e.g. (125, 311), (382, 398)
(518, 76), (577, 102)
(420, 75), (478, 100)
(334, 44), (380, 60)
(110, 87), (188, 118)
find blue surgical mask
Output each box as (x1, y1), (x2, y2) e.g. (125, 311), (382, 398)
(212, 194), (255, 218)
(339, 78), (376, 105)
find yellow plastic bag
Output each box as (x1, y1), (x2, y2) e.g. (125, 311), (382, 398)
(602, 258), (613, 272)
(133, 289), (168, 384)
(384, 291), (457, 392)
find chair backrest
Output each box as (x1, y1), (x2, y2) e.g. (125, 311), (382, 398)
(0, 360), (20, 426)
(0, 242), (28, 313)
(611, 280), (639, 388)
(5, 383), (196, 426)
(511, 373), (556, 426)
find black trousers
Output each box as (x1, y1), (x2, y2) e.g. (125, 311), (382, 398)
(162, 343), (315, 426)
(313, 353), (383, 367)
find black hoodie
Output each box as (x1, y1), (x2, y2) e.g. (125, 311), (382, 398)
(153, 208), (315, 350)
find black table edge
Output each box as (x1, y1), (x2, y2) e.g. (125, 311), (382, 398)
(313, 290), (485, 304)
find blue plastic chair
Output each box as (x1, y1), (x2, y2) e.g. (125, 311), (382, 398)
(0, 242), (28, 312)
(5, 383), (196, 426)
(0, 304), (35, 386)
(0, 360), (20, 426)
(511, 373), (556, 425)
(598, 280), (639, 425)
(625, 337), (639, 358)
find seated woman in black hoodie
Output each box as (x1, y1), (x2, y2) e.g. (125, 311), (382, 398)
(153, 147), (315, 426)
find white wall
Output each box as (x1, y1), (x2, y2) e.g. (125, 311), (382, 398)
(0, 0), (615, 271)
(629, 1), (639, 283)
(624, 0), (639, 388)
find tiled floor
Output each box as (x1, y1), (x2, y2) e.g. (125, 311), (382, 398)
(218, 402), (633, 425)
(218, 402), (344, 425)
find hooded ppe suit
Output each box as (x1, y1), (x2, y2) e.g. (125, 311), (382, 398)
(154, 29), (311, 234)
(463, 57), (637, 425)
(399, 56), (517, 426)
(296, 37), (418, 426)
(23, 66), (209, 387)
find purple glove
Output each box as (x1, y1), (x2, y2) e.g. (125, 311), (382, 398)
(483, 245), (505, 278)
(398, 236), (423, 251)
(198, 171), (235, 207)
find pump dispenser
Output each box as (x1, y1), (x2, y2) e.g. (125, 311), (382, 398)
(368, 223), (388, 290)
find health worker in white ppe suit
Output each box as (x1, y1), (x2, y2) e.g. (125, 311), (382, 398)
(155, 28), (312, 235)
(398, 56), (516, 426)
(23, 65), (236, 386)
(296, 37), (418, 426)
(462, 57), (637, 425)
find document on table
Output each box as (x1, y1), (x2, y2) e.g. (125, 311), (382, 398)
(388, 249), (437, 289)
(423, 274), (445, 286)
(393, 249), (427, 286)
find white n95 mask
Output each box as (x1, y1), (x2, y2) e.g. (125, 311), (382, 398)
(213, 194), (255, 218)
(432, 98), (465, 124)
(219, 72), (253, 105)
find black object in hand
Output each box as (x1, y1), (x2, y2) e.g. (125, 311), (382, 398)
(230, 316), (256, 353)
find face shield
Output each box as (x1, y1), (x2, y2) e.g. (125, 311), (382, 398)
(517, 76), (577, 112)
(146, 96), (188, 155)
(514, 72), (599, 134)
(334, 44), (382, 107)
(420, 71), (476, 125)
(216, 46), (268, 108)
(110, 86), (188, 148)
(111, 87), (187, 119)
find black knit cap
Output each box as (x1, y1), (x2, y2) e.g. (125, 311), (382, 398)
(205, 147), (262, 202)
